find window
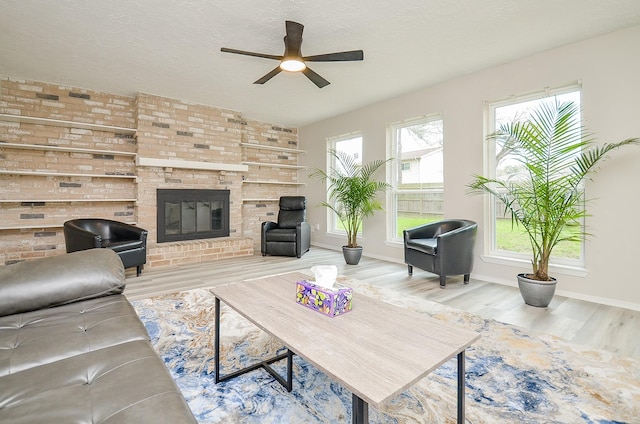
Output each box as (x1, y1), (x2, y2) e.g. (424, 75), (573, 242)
(487, 86), (583, 265)
(327, 133), (362, 233)
(389, 116), (444, 241)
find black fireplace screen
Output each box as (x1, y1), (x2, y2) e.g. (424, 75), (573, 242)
(157, 189), (230, 242)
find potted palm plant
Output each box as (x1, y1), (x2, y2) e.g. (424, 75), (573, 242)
(468, 99), (638, 307)
(310, 149), (390, 265)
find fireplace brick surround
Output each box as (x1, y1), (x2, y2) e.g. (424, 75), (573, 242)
(0, 77), (301, 268)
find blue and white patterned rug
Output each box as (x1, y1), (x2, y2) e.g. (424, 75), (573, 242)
(131, 273), (640, 423)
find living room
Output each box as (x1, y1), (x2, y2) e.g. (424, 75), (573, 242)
(1, 2), (640, 423)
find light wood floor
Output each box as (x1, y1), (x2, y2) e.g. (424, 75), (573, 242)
(125, 247), (640, 360)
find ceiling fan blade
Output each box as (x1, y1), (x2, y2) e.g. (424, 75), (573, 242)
(221, 47), (282, 61)
(304, 50), (364, 62)
(254, 67), (282, 85)
(284, 21), (304, 56)
(302, 67), (330, 88)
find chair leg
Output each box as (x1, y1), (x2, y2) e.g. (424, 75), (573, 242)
(408, 265), (413, 276)
(464, 274), (470, 285)
(440, 275), (446, 288)
(136, 265), (142, 277)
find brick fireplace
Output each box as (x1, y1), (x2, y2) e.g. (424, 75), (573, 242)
(156, 189), (230, 243)
(0, 78), (301, 268)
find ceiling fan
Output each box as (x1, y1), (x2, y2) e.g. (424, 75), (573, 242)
(221, 20), (364, 88)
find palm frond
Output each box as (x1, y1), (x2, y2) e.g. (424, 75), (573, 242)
(310, 148), (391, 248)
(469, 99), (639, 280)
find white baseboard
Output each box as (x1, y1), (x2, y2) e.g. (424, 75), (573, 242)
(471, 273), (640, 312)
(310, 243), (640, 312)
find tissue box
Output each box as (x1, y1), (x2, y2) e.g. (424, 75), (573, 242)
(296, 280), (353, 317)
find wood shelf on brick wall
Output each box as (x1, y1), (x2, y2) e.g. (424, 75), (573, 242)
(0, 224), (64, 230)
(242, 198), (280, 202)
(0, 199), (137, 203)
(0, 113), (136, 135)
(241, 143), (305, 154)
(240, 141), (304, 208)
(0, 221), (137, 231)
(136, 157), (249, 172)
(0, 114), (139, 236)
(0, 142), (136, 157)
(241, 180), (305, 185)
(241, 161), (306, 170)
(0, 170), (137, 179)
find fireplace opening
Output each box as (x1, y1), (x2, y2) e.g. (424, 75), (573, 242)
(157, 189), (230, 243)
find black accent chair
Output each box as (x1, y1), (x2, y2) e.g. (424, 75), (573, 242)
(261, 196), (311, 258)
(63, 218), (148, 276)
(403, 219), (477, 288)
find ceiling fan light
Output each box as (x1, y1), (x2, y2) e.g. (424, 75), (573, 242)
(280, 58), (306, 72)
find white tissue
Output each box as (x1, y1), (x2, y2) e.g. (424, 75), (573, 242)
(310, 265), (337, 290)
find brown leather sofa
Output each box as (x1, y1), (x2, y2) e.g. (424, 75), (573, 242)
(0, 249), (196, 423)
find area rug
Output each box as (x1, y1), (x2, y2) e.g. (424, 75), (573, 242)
(131, 272), (640, 423)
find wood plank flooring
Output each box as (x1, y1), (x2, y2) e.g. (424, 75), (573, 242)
(125, 247), (640, 360)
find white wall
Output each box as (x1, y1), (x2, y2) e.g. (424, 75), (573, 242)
(299, 25), (640, 310)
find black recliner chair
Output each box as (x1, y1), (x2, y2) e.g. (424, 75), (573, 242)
(261, 196), (311, 258)
(403, 219), (477, 288)
(63, 218), (148, 276)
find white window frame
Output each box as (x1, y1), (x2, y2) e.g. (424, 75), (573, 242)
(387, 114), (444, 243)
(325, 132), (363, 236)
(483, 84), (586, 271)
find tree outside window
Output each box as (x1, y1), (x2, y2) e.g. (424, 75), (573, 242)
(328, 134), (362, 233)
(489, 88), (583, 263)
(389, 116), (444, 240)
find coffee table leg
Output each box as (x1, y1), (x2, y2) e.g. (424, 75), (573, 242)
(215, 297), (221, 383)
(457, 350), (465, 423)
(215, 296), (294, 391)
(352, 394), (368, 424)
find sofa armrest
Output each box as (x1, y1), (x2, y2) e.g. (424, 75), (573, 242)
(297, 221), (311, 257)
(63, 221), (102, 253)
(437, 224), (477, 251)
(404, 222), (442, 241)
(261, 221), (278, 254)
(0, 249), (126, 317)
(109, 221), (148, 242)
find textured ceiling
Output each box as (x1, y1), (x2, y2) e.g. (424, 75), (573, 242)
(1, 0), (640, 127)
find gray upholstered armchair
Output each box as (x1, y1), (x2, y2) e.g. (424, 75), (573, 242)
(261, 196), (311, 258)
(63, 218), (148, 276)
(403, 219), (477, 288)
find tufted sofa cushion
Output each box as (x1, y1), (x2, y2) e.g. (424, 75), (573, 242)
(0, 249), (196, 423)
(0, 295), (149, 377)
(0, 340), (195, 423)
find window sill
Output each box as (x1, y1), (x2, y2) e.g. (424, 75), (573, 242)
(480, 254), (589, 278)
(384, 240), (404, 248)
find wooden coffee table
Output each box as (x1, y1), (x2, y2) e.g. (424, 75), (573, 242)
(211, 272), (480, 423)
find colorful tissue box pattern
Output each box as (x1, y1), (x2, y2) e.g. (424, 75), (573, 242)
(295, 280), (353, 317)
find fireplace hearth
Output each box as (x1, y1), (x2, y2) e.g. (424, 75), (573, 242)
(157, 189), (230, 243)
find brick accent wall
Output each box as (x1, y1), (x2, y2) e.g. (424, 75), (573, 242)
(135, 93), (246, 244)
(0, 77), (301, 268)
